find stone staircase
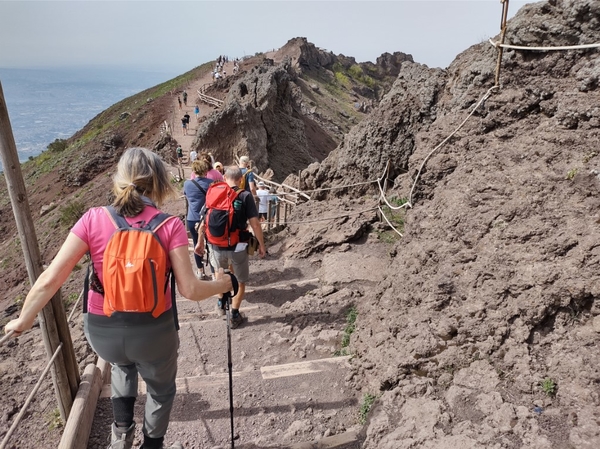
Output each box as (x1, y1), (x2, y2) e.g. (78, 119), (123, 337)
(87, 242), (362, 449)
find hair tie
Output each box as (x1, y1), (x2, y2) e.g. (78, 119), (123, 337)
(129, 183), (137, 189)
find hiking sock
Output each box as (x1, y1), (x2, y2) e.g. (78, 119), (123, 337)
(141, 435), (165, 449)
(112, 396), (136, 428)
(232, 308), (240, 318)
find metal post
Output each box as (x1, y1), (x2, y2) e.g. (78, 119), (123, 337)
(0, 81), (79, 419)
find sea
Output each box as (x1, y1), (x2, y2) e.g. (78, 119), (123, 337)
(0, 67), (177, 172)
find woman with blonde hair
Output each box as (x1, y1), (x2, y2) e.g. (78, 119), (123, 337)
(5, 147), (233, 449)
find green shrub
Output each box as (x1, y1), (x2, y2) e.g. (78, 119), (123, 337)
(334, 306), (358, 356)
(540, 378), (557, 396)
(347, 64), (363, 79)
(59, 200), (86, 227)
(359, 393), (377, 424)
(335, 72), (350, 88)
(46, 408), (63, 430)
(47, 139), (68, 153)
(65, 292), (79, 306)
(332, 62), (344, 73)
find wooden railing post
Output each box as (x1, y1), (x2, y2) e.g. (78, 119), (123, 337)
(0, 81), (79, 420)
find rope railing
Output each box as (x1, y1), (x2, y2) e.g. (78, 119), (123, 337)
(377, 206), (403, 238)
(67, 289), (84, 323)
(275, 206), (378, 225)
(406, 85), (498, 208)
(0, 330), (15, 347)
(254, 174), (310, 202)
(0, 343), (64, 449)
(489, 39), (600, 51)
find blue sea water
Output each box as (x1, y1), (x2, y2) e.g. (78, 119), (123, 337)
(0, 67), (177, 172)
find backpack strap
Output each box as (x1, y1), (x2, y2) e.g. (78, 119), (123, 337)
(191, 179), (207, 196)
(146, 212), (176, 233)
(83, 256), (90, 314)
(105, 205), (131, 229)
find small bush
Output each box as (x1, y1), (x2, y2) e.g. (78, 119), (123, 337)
(347, 64), (363, 79)
(359, 393), (377, 424)
(65, 292), (79, 306)
(540, 378), (557, 396)
(46, 408), (63, 430)
(566, 168), (578, 180)
(332, 62), (345, 73)
(341, 306), (358, 347)
(334, 72), (351, 88)
(334, 306), (358, 357)
(59, 200), (86, 227)
(47, 139), (68, 153)
(15, 294), (25, 308)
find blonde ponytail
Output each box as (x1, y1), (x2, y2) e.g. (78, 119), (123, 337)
(112, 147), (176, 216)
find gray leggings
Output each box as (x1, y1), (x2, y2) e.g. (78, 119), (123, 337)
(84, 312), (179, 439)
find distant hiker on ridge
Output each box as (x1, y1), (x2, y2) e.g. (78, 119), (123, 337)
(183, 112), (191, 133)
(181, 116), (188, 135)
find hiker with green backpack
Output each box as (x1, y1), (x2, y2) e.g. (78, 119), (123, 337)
(5, 147), (234, 449)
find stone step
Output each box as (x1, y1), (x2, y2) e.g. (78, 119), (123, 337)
(100, 356), (351, 397)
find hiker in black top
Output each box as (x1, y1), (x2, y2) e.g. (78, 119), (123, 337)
(183, 113), (191, 135)
(195, 166), (266, 329)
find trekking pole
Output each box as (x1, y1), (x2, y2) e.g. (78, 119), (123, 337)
(222, 270), (239, 448)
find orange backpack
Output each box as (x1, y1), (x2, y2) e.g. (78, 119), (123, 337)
(91, 206), (175, 318)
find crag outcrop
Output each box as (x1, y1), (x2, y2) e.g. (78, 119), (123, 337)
(192, 37), (408, 181)
(192, 61), (336, 182)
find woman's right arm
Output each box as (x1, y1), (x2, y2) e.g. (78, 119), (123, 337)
(5, 233), (89, 336)
(169, 245), (232, 300)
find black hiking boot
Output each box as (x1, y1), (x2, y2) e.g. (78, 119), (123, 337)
(230, 311), (246, 329)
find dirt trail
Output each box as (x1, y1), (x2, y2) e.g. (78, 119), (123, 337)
(173, 61), (235, 178)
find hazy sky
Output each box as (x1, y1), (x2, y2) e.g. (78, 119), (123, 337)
(1, 1), (536, 76)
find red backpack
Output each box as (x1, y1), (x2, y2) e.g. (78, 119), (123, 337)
(203, 181), (243, 248)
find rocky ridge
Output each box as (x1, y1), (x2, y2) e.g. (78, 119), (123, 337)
(193, 37), (405, 182)
(286, 0), (600, 447)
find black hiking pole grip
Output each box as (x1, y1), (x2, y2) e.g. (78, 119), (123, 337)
(222, 271), (238, 448)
